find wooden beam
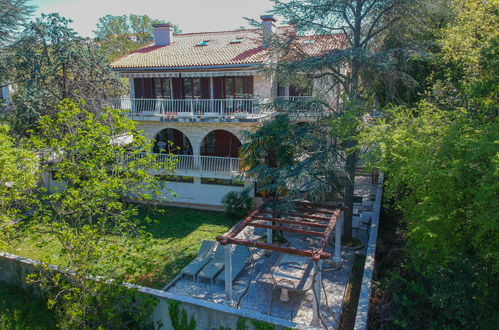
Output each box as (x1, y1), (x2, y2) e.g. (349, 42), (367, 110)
(252, 215), (329, 229)
(316, 210), (340, 259)
(224, 210), (260, 239)
(260, 210), (331, 222)
(215, 236), (331, 260)
(248, 222), (324, 236)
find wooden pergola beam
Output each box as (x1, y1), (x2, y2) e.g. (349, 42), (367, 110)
(248, 222), (324, 236)
(317, 209), (340, 253)
(260, 210), (331, 222)
(215, 236), (332, 260)
(252, 215), (329, 229)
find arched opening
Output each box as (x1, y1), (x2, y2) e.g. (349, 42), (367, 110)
(200, 130), (241, 158)
(154, 128), (193, 155)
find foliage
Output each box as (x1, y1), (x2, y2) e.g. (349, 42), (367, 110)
(364, 1), (498, 327)
(0, 124), (37, 230)
(94, 14), (181, 60)
(168, 300), (196, 330)
(7, 99), (174, 328)
(251, 0), (413, 239)
(0, 0), (33, 48)
(1, 13), (125, 136)
(221, 188), (253, 218)
(0, 284), (56, 329)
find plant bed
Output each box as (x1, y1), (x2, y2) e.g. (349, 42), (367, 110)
(333, 236), (364, 250)
(339, 253), (367, 329)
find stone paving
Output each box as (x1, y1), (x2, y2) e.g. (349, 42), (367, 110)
(164, 176), (375, 329)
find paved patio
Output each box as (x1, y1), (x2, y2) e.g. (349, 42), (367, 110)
(163, 176), (376, 328)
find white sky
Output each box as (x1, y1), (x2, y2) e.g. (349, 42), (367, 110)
(31, 0), (276, 37)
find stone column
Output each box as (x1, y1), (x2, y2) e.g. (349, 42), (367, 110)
(224, 244), (233, 304)
(333, 211), (343, 263)
(311, 259), (323, 326)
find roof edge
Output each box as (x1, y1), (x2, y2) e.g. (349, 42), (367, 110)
(111, 63), (261, 71)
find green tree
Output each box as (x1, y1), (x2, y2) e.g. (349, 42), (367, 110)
(1, 13), (125, 137)
(257, 0), (411, 239)
(20, 99), (174, 328)
(0, 0), (33, 47)
(0, 124), (37, 235)
(94, 14), (181, 60)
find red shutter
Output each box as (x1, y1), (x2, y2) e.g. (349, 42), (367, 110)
(243, 76), (254, 97)
(171, 78), (183, 99)
(213, 77), (224, 99)
(200, 78), (210, 99)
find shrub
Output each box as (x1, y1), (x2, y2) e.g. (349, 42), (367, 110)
(221, 188), (253, 219)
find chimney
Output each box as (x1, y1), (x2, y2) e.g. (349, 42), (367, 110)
(152, 24), (173, 46)
(260, 15), (276, 48)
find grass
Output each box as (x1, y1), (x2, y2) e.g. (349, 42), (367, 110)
(0, 205), (237, 289)
(0, 284), (56, 329)
(339, 253), (367, 330)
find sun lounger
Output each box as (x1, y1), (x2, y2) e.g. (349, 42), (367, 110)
(216, 245), (250, 284)
(197, 243), (228, 284)
(180, 240), (216, 280)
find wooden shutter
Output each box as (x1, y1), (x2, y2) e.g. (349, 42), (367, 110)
(213, 77), (224, 99)
(243, 76), (254, 97)
(143, 78), (153, 98)
(171, 78), (183, 99)
(133, 78), (144, 98)
(200, 78), (211, 99)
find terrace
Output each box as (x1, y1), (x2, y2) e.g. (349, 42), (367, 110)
(108, 96), (316, 121)
(163, 175), (378, 328)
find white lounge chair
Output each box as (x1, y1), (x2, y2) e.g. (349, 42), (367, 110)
(216, 245), (250, 284)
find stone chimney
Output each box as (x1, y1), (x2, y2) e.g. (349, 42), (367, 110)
(152, 24), (173, 46)
(260, 15), (276, 48)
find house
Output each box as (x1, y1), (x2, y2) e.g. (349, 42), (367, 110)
(110, 15), (346, 208)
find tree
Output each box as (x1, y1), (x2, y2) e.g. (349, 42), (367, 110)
(258, 0), (411, 240)
(0, 0), (33, 48)
(94, 14), (181, 60)
(0, 124), (37, 234)
(21, 99), (174, 328)
(1, 13), (126, 137)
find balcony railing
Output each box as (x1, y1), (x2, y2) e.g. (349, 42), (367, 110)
(109, 98), (266, 118)
(125, 152), (242, 174)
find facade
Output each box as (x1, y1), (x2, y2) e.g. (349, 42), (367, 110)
(110, 15), (345, 208)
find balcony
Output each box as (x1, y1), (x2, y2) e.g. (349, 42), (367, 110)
(125, 153), (242, 176)
(108, 98), (269, 121)
(107, 96), (324, 121)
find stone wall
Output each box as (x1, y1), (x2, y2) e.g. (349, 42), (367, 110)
(0, 252), (296, 330)
(136, 121), (260, 157)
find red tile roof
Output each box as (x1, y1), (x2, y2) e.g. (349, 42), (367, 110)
(111, 26), (347, 70)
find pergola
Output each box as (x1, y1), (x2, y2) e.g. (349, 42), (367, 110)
(216, 201), (344, 325)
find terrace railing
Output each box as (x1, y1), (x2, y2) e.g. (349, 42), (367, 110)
(125, 152), (242, 174)
(109, 98), (264, 118)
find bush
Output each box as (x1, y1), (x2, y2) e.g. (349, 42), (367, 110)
(221, 188), (253, 219)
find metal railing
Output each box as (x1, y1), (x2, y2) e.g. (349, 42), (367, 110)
(125, 152), (241, 174)
(109, 98), (263, 118)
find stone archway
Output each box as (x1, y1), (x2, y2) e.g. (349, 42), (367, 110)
(154, 128), (193, 155)
(200, 129), (242, 158)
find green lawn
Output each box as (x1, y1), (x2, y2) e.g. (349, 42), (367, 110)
(1, 205), (237, 289)
(0, 285), (56, 329)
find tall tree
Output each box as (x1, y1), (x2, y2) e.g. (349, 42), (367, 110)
(94, 14), (181, 60)
(0, 0), (33, 48)
(262, 0), (411, 240)
(1, 13), (126, 136)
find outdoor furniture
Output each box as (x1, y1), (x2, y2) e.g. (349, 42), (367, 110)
(216, 245), (250, 284)
(180, 240), (216, 280)
(197, 243), (227, 284)
(270, 254), (313, 302)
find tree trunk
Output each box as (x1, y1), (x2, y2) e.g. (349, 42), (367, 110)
(343, 151), (357, 241)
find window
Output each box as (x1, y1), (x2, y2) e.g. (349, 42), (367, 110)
(152, 78), (171, 99)
(201, 178), (244, 186)
(224, 77), (251, 99)
(183, 78), (202, 99)
(230, 37), (244, 44)
(196, 40), (210, 46)
(157, 175), (194, 183)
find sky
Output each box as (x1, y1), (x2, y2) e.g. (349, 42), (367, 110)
(31, 0), (276, 37)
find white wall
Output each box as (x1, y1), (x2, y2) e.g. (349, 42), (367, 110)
(162, 181), (250, 206)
